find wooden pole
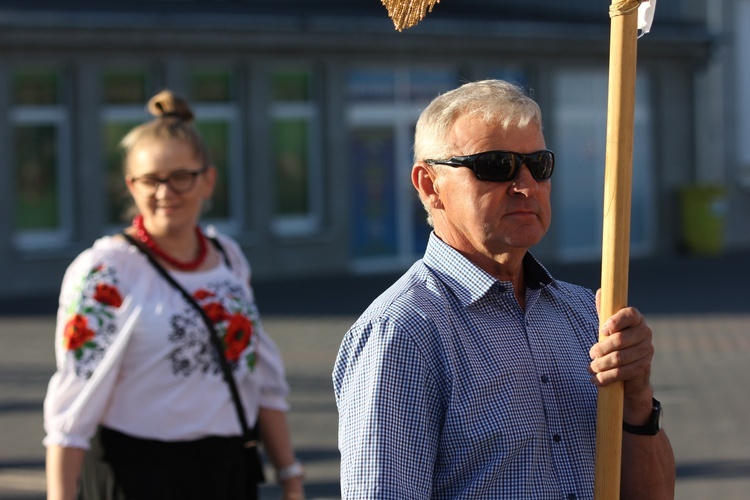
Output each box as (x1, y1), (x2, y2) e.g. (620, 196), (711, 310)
(594, 2), (641, 499)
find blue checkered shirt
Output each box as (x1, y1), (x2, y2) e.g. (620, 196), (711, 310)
(333, 233), (600, 499)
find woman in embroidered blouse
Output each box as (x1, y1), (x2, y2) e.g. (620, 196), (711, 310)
(44, 90), (305, 500)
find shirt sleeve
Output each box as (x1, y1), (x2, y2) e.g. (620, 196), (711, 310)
(43, 245), (140, 449)
(334, 317), (442, 499)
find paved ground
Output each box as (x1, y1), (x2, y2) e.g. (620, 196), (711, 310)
(1, 249), (748, 499)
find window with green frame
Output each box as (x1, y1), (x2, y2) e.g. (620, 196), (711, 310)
(273, 118), (310, 215)
(102, 68), (151, 224)
(104, 121), (141, 223)
(14, 125), (59, 229)
(13, 70), (59, 105)
(273, 69), (310, 101)
(103, 69), (149, 105)
(191, 69), (232, 103)
(271, 68), (319, 232)
(12, 69), (67, 236)
(195, 120), (230, 219)
(190, 67), (236, 222)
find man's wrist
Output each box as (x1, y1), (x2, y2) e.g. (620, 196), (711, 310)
(623, 398), (663, 436)
(623, 386), (655, 424)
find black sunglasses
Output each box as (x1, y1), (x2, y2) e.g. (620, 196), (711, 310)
(426, 149), (555, 182)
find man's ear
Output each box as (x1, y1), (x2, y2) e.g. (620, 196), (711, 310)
(412, 163), (441, 208)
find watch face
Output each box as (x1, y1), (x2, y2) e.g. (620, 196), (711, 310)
(654, 401), (663, 431)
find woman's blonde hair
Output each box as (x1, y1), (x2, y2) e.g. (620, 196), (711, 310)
(120, 89), (211, 173)
(116, 90), (212, 220)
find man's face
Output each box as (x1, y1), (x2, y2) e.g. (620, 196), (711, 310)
(429, 114), (552, 263)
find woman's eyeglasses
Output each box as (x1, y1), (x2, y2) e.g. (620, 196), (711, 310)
(129, 167), (207, 196)
(426, 150), (554, 182)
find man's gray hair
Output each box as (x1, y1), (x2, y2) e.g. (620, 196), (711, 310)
(413, 79), (543, 163)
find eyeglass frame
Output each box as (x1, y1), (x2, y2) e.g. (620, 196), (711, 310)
(425, 149), (555, 183)
(128, 166), (209, 195)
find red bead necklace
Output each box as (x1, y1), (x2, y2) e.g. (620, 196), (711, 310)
(132, 215), (208, 271)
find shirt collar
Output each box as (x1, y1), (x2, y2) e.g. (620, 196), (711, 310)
(422, 232), (553, 307)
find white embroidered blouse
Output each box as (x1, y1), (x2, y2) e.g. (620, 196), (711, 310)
(43, 231), (290, 450)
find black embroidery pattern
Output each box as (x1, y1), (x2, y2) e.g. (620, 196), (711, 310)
(166, 279), (258, 377)
(168, 311), (221, 376)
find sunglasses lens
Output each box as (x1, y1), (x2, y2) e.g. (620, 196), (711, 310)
(474, 152), (518, 181)
(527, 152), (554, 181)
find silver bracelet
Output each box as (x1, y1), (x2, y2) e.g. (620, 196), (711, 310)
(276, 460), (304, 482)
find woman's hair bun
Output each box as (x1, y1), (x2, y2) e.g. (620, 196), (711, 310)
(147, 90), (195, 123)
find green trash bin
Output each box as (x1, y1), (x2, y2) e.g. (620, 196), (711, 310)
(679, 184), (728, 255)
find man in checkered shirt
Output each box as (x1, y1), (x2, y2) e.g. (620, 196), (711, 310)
(334, 79), (675, 499)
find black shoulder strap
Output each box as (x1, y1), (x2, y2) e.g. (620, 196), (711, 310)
(209, 235), (232, 270)
(121, 232), (255, 446)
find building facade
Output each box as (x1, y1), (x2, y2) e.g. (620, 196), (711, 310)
(0, 0), (741, 299)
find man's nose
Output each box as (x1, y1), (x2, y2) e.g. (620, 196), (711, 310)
(510, 164), (538, 192)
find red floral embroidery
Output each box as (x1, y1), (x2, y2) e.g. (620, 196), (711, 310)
(193, 289), (215, 301)
(64, 263), (124, 363)
(93, 283), (123, 308)
(203, 302), (229, 324)
(63, 315), (96, 351)
(224, 313), (253, 362)
(171, 283), (258, 374)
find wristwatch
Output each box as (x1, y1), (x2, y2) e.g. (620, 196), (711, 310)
(622, 398), (663, 436)
(276, 460), (304, 482)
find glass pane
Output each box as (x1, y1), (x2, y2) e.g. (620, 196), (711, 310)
(104, 69), (148, 104)
(272, 69), (310, 101)
(553, 72), (606, 259)
(195, 120), (230, 219)
(407, 69), (457, 102)
(190, 69), (232, 102)
(347, 69), (396, 103)
(13, 70), (59, 105)
(553, 70), (654, 260)
(273, 119), (310, 216)
(349, 126), (397, 258)
(104, 121), (141, 224)
(488, 68), (529, 89)
(15, 125), (59, 229)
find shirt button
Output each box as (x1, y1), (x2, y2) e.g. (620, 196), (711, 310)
(567, 494), (577, 500)
(553, 434), (562, 442)
(541, 375), (549, 384)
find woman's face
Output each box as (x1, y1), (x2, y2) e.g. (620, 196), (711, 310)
(125, 138), (215, 237)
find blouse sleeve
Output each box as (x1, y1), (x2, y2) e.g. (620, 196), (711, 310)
(213, 232), (291, 412)
(250, 289), (291, 412)
(43, 243), (141, 449)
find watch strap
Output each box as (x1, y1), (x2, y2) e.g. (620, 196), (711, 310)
(622, 398), (662, 436)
